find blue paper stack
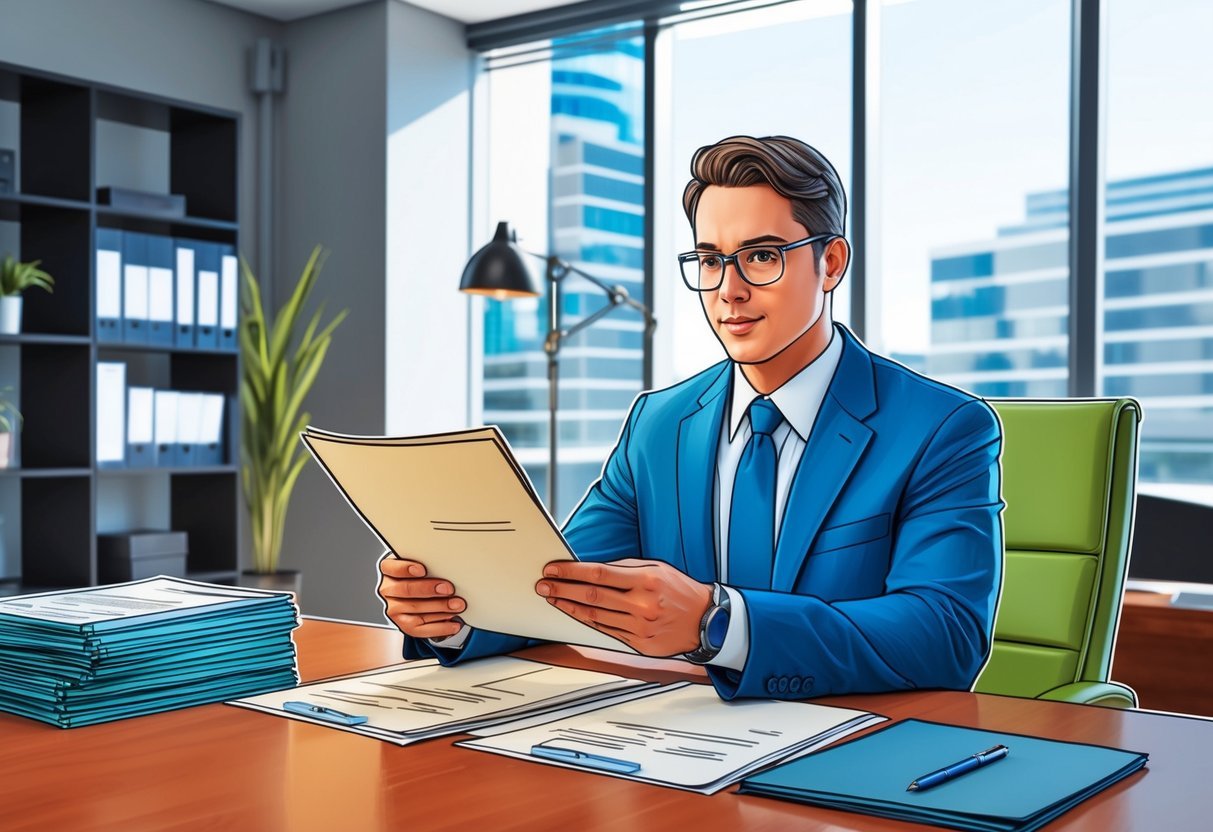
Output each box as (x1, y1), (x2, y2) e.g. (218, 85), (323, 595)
(0, 577), (300, 728)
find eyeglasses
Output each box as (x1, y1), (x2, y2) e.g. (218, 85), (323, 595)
(677, 234), (836, 292)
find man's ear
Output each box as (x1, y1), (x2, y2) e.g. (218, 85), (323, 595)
(822, 237), (850, 291)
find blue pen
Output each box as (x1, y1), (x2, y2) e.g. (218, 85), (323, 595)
(907, 744), (1009, 791)
(530, 743), (641, 774)
(282, 700), (369, 726)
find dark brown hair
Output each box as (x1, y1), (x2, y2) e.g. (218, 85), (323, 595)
(682, 135), (847, 246)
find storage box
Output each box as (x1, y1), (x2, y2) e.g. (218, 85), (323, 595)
(96, 186), (186, 217)
(98, 530), (189, 583)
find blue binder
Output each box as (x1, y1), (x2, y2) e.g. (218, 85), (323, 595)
(121, 232), (149, 344)
(146, 235), (176, 346)
(194, 242), (220, 349)
(95, 228), (124, 343)
(173, 239), (197, 348)
(219, 244), (238, 351)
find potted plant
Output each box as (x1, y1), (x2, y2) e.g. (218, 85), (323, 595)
(239, 246), (347, 598)
(0, 255), (54, 334)
(0, 386), (20, 469)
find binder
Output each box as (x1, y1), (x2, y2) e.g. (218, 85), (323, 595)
(219, 245), (238, 351)
(738, 719), (1149, 832)
(146, 235), (175, 346)
(122, 232), (150, 344)
(95, 228), (124, 343)
(198, 393), (226, 465)
(153, 389), (181, 466)
(195, 243), (220, 349)
(96, 362), (127, 469)
(176, 392), (204, 468)
(174, 240), (196, 348)
(126, 386), (157, 467)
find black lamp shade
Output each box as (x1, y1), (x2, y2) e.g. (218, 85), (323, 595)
(459, 221), (542, 299)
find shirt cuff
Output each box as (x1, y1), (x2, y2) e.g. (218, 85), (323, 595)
(427, 623), (471, 650)
(707, 585), (749, 672)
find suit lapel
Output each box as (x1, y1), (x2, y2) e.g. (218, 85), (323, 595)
(771, 326), (878, 591)
(676, 364), (730, 583)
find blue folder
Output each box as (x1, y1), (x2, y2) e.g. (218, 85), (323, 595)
(738, 719), (1147, 832)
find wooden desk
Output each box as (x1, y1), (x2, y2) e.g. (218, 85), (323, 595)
(1, 618), (1207, 831)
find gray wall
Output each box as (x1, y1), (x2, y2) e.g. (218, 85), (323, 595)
(1, 0), (478, 622)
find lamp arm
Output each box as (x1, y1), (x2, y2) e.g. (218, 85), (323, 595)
(544, 256), (657, 345)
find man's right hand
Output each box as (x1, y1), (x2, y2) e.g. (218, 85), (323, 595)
(377, 554), (466, 639)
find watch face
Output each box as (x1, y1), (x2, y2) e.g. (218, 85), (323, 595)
(705, 606), (730, 651)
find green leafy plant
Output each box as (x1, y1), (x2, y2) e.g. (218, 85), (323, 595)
(0, 255), (55, 297)
(0, 386), (20, 434)
(240, 246), (348, 574)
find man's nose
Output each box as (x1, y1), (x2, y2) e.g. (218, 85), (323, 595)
(717, 260), (749, 302)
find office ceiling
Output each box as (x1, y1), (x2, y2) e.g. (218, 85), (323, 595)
(206, 0), (578, 24)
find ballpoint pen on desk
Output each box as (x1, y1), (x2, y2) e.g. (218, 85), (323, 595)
(907, 744), (1009, 792)
(530, 743), (642, 774)
(282, 700), (369, 726)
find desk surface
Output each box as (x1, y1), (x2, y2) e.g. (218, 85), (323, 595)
(1, 618), (1208, 832)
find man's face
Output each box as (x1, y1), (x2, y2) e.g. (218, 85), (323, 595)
(694, 184), (838, 366)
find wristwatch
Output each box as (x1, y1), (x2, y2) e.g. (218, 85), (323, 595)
(684, 583), (731, 665)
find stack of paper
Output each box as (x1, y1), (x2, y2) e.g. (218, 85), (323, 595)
(458, 682), (886, 795)
(0, 577), (300, 728)
(738, 719), (1148, 832)
(230, 655), (659, 745)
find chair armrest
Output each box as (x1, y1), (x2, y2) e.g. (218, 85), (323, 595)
(1038, 681), (1138, 708)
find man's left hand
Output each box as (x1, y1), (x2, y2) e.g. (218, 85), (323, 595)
(536, 559), (712, 657)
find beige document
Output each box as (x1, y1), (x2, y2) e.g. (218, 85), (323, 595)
(302, 426), (634, 653)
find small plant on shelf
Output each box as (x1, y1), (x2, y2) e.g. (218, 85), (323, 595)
(0, 255), (55, 335)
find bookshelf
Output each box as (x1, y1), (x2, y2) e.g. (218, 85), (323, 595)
(0, 61), (241, 590)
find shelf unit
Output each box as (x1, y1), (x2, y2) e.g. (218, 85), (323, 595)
(0, 61), (242, 590)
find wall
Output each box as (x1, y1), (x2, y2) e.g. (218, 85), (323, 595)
(276, 0), (474, 622)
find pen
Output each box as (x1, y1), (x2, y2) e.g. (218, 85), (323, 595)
(282, 700), (369, 726)
(907, 744), (1009, 792)
(529, 743), (642, 774)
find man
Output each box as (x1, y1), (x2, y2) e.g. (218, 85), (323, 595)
(379, 135), (1004, 700)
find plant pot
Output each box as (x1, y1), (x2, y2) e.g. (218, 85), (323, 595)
(0, 433), (11, 469)
(238, 569), (302, 607)
(0, 297), (21, 334)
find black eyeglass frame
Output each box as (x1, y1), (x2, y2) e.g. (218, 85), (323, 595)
(677, 233), (839, 292)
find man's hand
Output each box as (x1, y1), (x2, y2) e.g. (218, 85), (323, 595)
(535, 558), (712, 657)
(377, 554), (466, 640)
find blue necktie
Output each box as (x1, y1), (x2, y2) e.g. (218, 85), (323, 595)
(728, 398), (783, 590)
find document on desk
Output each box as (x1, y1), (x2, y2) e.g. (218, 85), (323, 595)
(457, 682), (886, 795)
(228, 655), (660, 745)
(301, 426), (633, 653)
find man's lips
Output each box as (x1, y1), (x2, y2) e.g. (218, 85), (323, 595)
(720, 316), (761, 335)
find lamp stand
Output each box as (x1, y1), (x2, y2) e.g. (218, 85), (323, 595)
(540, 256), (656, 519)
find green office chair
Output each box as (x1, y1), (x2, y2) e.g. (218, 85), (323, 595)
(974, 398), (1141, 708)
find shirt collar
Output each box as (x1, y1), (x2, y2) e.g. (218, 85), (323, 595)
(728, 327), (844, 442)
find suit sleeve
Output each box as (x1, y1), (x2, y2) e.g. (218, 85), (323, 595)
(403, 394), (650, 665)
(707, 398), (1004, 699)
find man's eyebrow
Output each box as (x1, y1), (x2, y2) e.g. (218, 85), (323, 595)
(695, 235), (789, 252)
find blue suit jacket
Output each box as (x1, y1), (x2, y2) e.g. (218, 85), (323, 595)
(407, 325), (1004, 700)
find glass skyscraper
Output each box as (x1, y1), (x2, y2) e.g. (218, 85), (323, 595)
(482, 40), (646, 517)
(928, 166), (1213, 485)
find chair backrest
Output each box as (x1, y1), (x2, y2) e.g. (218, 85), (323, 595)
(974, 398), (1141, 698)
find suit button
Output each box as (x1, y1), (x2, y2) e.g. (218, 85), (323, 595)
(766, 678), (778, 695)
(789, 677), (802, 694)
(802, 676), (814, 694)
(777, 677), (789, 693)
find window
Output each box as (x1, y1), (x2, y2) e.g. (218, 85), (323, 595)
(1104, 0), (1213, 503)
(477, 31), (646, 519)
(872, 0), (1072, 390)
(653, 0), (852, 388)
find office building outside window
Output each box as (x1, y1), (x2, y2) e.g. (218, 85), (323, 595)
(480, 32), (646, 519)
